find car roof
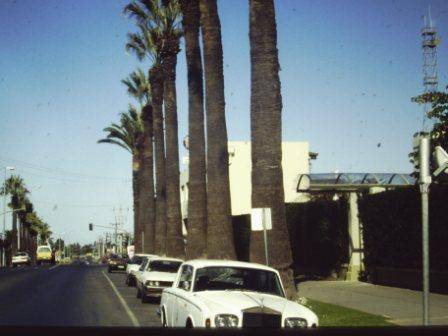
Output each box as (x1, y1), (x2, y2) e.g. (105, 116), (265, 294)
(135, 254), (157, 257)
(148, 256), (183, 262)
(183, 259), (279, 273)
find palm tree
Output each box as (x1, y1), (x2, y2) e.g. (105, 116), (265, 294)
(199, 0), (236, 259)
(159, 0), (184, 259)
(1, 175), (29, 255)
(98, 105), (147, 251)
(249, 0), (296, 298)
(121, 69), (156, 254)
(180, 0), (207, 259)
(125, 0), (184, 257)
(125, 5), (167, 255)
(37, 222), (52, 245)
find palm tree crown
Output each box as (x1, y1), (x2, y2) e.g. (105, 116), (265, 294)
(0, 175), (29, 210)
(98, 105), (143, 154)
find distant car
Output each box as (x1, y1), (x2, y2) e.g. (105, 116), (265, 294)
(12, 252), (31, 267)
(136, 256), (183, 303)
(107, 254), (128, 273)
(36, 245), (55, 265)
(125, 254), (157, 286)
(159, 260), (318, 328)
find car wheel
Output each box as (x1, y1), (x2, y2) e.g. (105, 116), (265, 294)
(141, 293), (148, 303)
(136, 288), (141, 299)
(186, 319), (193, 328)
(125, 276), (129, 286)
(162, 309), (167, 327)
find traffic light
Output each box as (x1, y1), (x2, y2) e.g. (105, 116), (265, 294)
(89, 223), (93, 231)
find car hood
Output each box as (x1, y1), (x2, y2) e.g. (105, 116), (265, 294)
(127, 264), (140, 274)
(142, 271), (177, 282)
(192, 291), (318, 324)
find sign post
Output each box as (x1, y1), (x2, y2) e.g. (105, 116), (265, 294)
(251, 208), (272, 266)
(418, 134), (431, 326)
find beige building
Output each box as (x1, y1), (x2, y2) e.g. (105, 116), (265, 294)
(180, 141), (312, 221)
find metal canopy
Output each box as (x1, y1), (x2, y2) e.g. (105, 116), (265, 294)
(296, 173), (416, 192)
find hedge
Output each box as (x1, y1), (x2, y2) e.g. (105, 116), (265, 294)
(358, 185), (448, 272)
(285, 200), (349, 276)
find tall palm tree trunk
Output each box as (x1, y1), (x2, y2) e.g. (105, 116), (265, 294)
(163, 45), (185, 259)
(249, 0), (296, 299)
(12, 212), (18, 255)
(150, 67), (167, 256)
(181, 0), (207, 259)
(139, 104), (156, 253)
(132, 154), (142, 252)
(199, 0), (236, 260)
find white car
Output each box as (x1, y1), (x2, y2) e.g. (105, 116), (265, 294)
(125, 254), (157, 286)
(135, 256), (183, 303)
(12, 252), (31, 267)
(159, 259), (318, 328)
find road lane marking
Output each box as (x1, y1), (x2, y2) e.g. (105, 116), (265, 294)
(49, 264), (60, 270)
(102, 271), (140, 327)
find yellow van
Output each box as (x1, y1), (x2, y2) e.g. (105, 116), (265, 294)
(37, 245), (54, 265)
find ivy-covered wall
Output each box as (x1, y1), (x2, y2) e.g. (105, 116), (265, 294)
(285, 200), (349, 276)
(358, 185), (448, 272)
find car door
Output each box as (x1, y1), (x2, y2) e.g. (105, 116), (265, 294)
(173, 265), (194, 327)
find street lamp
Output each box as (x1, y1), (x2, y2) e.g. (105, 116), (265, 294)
(1, 166), (14, 267)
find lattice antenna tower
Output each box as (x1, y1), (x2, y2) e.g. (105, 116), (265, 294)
(421, 7), (440, 129)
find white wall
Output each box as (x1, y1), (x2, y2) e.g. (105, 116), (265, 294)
(180, 141), (310, 219)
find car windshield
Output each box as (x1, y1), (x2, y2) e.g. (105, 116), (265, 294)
(37, 247), (51, 253)
(129, 256), (145, 265)
(193, 266), (285, 297)
(148, 260), (182, 273)
(14, 252), (27, 257)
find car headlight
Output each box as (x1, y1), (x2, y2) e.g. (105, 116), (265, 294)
(110, 261), (116, 265)
(285, 317), (308, 328)
(146, 280), (160, 287)
(214, 314), (238, 328)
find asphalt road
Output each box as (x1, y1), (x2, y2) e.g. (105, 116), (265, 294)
(0, 263), (161, 327)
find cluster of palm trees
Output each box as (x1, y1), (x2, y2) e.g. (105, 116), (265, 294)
(100, 0), (296, 297)
(0, 175), (52, 265)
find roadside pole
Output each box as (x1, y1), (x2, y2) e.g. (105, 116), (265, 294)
(262, 209), (269, 266)
(419, 134), (431, 326)
(251, 208), (272, 266)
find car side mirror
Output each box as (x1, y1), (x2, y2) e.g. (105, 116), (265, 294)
(182, 281), (190, 291)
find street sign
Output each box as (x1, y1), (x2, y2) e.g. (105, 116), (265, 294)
(250, 208), (272, 231)
(251, 208), (272, 266)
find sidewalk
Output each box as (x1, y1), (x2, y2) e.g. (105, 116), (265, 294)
(298, 280), (448, 326)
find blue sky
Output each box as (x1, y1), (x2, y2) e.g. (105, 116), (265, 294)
(0, 0), (447, 244)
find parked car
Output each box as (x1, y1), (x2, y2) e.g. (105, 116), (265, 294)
(136, 256), (183, 303)
(125, 254), (157, 286)
(12, 252), (31, 267)
(159, 260), (318, 328)
(107, 254), (128, 273)
(36, 245), (55, 265)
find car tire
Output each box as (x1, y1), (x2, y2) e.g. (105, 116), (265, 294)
(136, 288), (141, 299)
(141, 293), (148, 304)
(108, 268), (112, 273)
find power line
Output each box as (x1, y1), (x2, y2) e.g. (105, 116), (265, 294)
(33, 200), (132, 208)
(0, 155), (130, 181)
(16, 167), (131, 184)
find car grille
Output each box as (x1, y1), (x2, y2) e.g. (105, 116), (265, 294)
(242, 308), (282, 328)
(159, 281), (173, 287)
